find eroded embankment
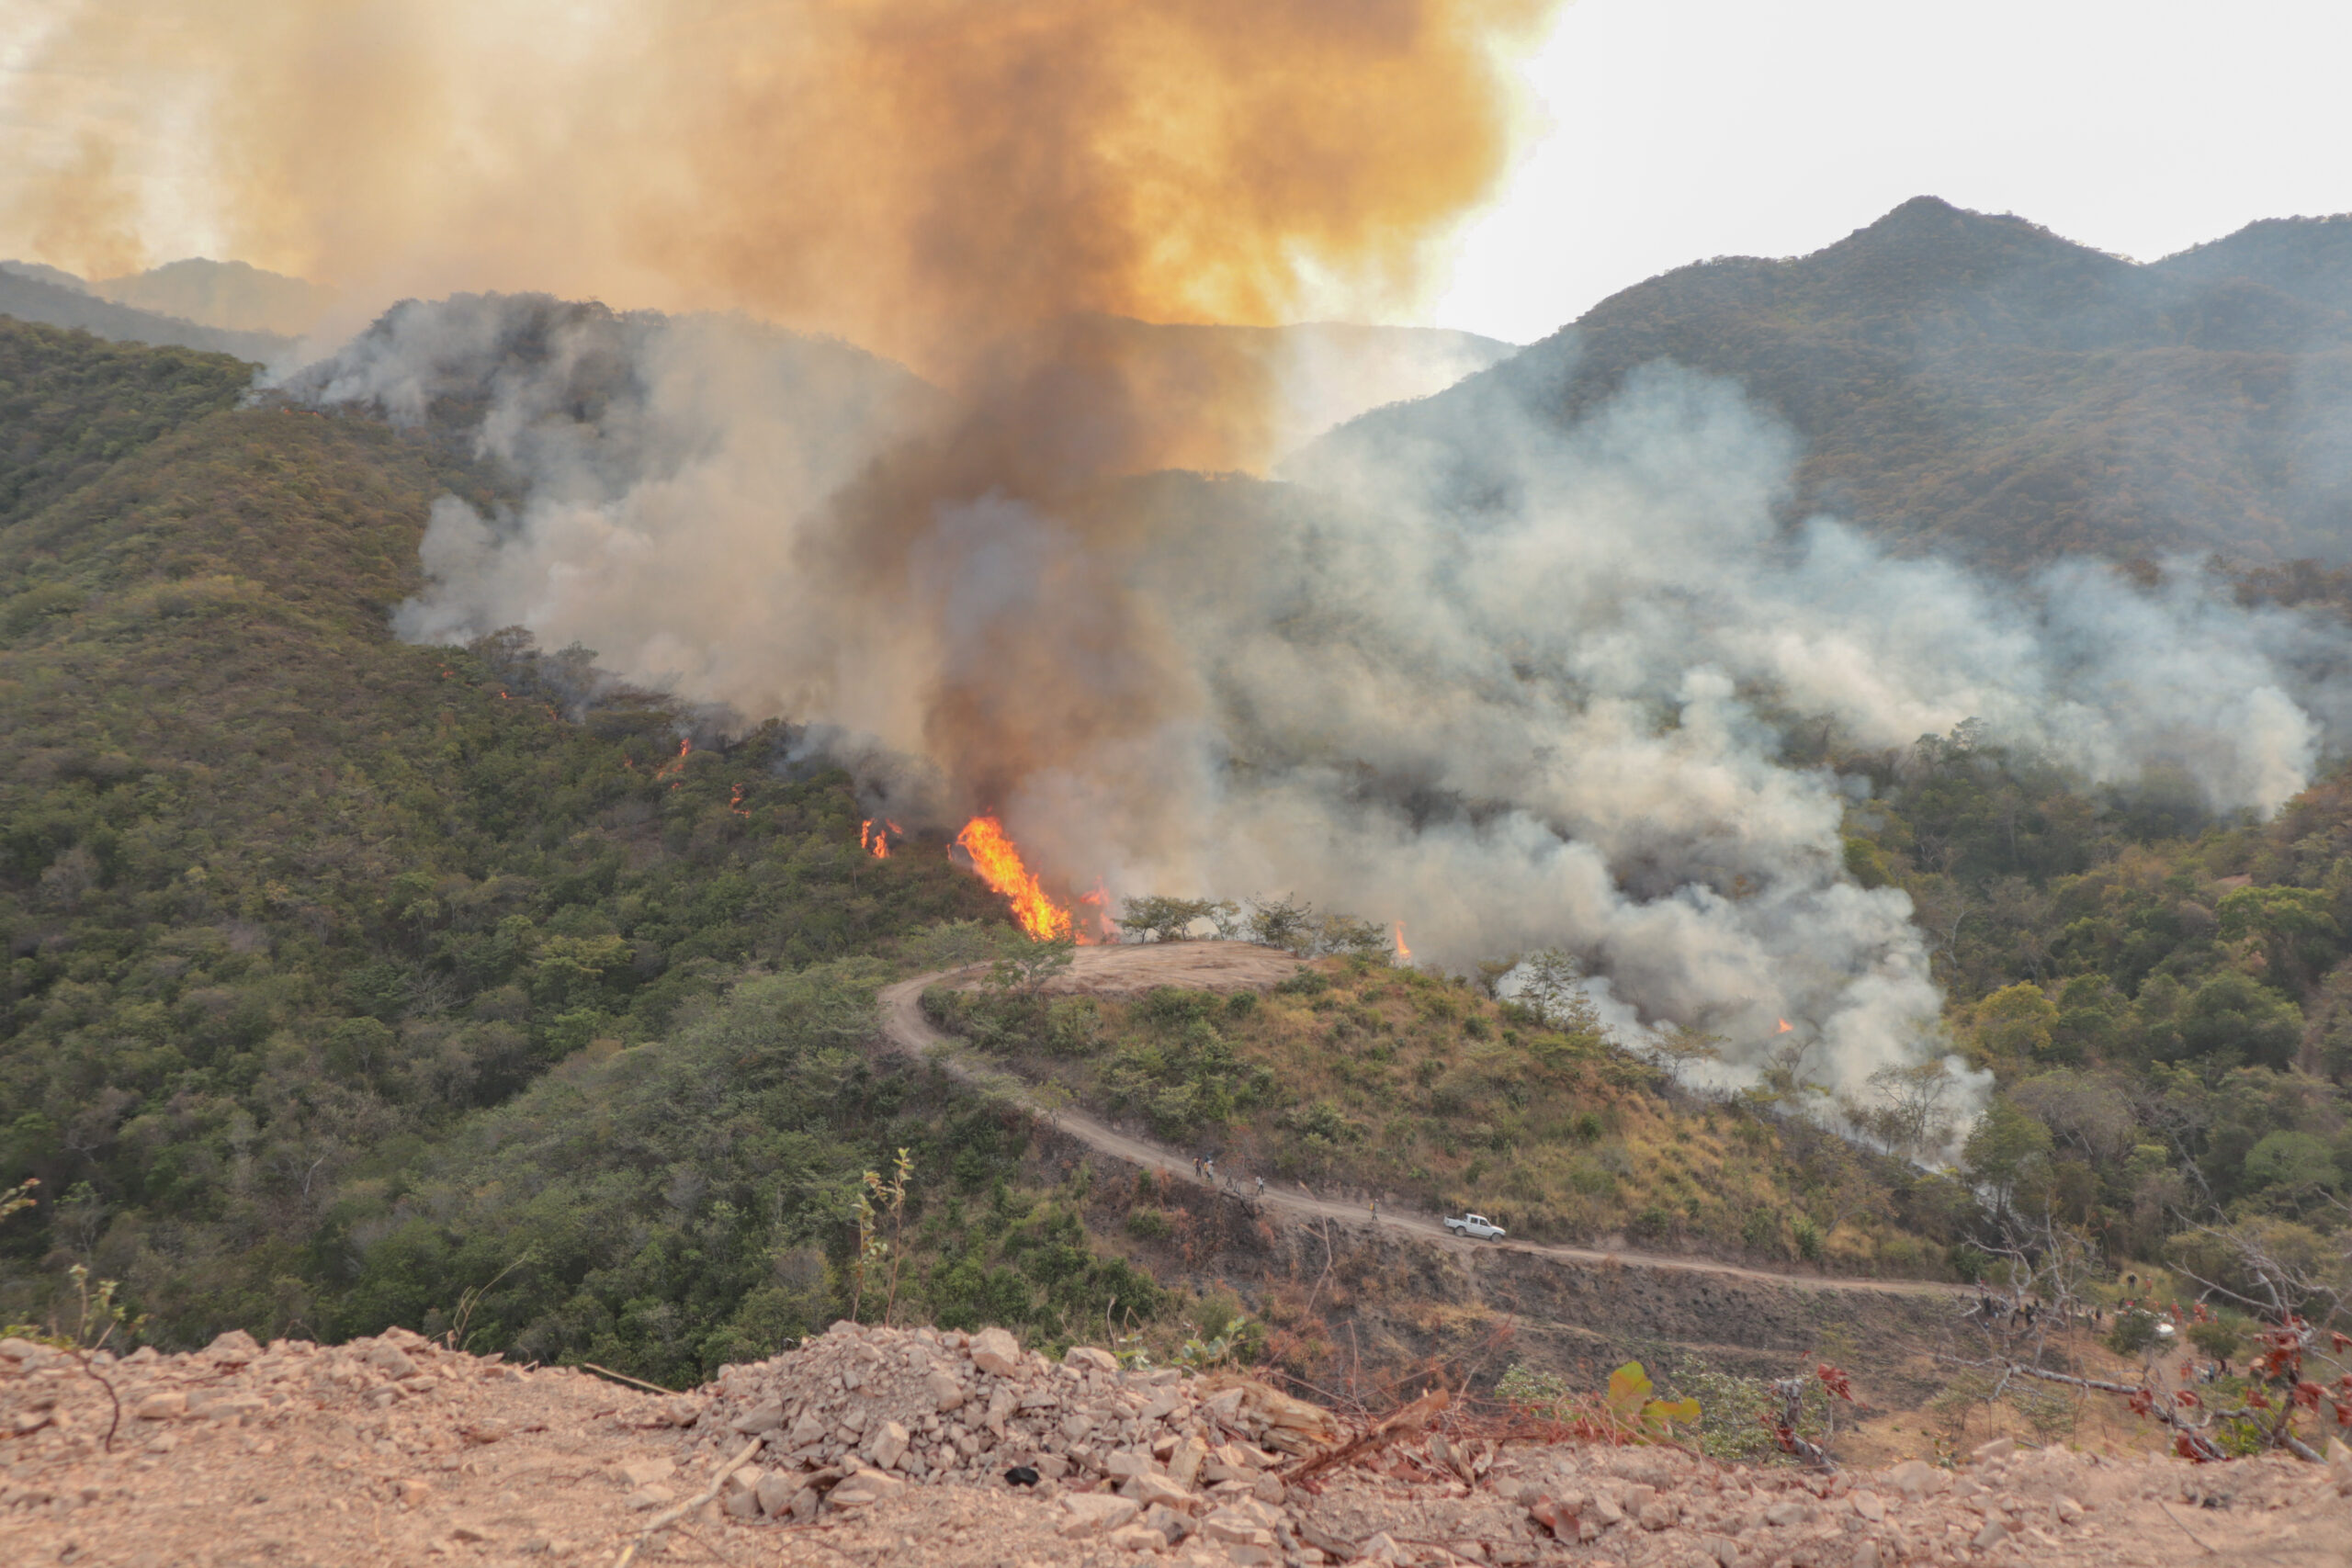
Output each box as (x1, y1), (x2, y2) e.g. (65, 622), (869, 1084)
(1038, 1126), (1957, 1404)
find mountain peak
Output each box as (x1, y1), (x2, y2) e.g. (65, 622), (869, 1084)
(1819, 195), (2122, 281)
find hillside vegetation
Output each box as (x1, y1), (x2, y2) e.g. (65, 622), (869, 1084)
(0, 317), (1165, 1383)
(924, 957), (1957, 1277)
(1828, 722), (2352, 1311)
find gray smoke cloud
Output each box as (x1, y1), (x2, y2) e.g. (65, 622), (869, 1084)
(283, 297), (2352, 1111)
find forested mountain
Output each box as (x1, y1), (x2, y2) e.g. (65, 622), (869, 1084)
(1306, 197), (2352, 568)
(0, 317), (1167, 1381)
(0, 266), (294, 362)
(9, 209), (2352, 1393)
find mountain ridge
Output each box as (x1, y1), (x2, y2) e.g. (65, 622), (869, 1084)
(1304, 196), (2352, 569)
(0, 266), (293, 362)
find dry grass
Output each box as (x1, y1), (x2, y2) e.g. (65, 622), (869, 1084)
(930, 953), (1947, 1276)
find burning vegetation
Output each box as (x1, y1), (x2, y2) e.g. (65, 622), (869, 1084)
(949, 815), (1105, 943)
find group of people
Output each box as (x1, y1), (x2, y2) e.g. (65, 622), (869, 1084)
(1973, 1293), (2045, 1328)
(1188, 1153), (1266, 1199)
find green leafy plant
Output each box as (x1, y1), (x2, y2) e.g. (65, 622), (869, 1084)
(850, 1147), (914, 1325)
(1604, 1359), (1701, 1440)
(2106, 1308), (2162, 1357)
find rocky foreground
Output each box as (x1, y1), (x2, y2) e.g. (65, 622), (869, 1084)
(3, 1323), (2348, 1566)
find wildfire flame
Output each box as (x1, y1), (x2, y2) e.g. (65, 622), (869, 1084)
(1077, 881), (1116, 943)
(954, 816), (1076, 942)
(1775, 1018), (1793, 1034)
(860, 818), (902, 859)
(1394, 922), (1411, 963)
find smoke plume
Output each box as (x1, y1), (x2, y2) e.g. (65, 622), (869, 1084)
(285, 298), (2352, 1111)
(3, 1), (1552, 382)
(25, 1), (2349, 1111)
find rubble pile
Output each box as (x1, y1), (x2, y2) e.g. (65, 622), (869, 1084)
(1, 1322), (529, 1450)
(677, 1320), (1339, 1554)
(667, 1322), (2352, 1565)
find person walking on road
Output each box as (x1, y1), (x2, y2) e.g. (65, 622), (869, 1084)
(1369, 1198), (1379, 1223)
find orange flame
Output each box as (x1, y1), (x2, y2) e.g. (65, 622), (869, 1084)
(1394, 922), (1412, 963)
(860, 818), (896, 859)
(655, 737), (691, 788)
(1775, 1018), (1793, 1034)
(1077, 881), (1116, 943)
(954, 816), (1074, 942)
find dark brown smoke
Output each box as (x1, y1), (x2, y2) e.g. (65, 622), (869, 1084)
(7, 1), (1555, 378)
(7, 0), (1562, 900)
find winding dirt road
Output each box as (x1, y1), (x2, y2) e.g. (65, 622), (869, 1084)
(876, 949), (1964, 1303)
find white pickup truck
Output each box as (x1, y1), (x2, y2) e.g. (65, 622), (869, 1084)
(1444, 1213), (1507, 1240)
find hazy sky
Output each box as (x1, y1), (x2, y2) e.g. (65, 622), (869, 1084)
(1439, 0), (2352, 343)
(6, 0), (2348, 353)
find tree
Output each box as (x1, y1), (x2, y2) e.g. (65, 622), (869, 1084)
(1653, 1026), (1723, 1090)
(1246, 896), (1317, 954)
(2186, 1312), (2249, 1368)
(1962, 1100), (2053, 1215)
(2176, 973), (2302, 1070)
(1116, 896), (1218, 943)
(989, 936), (1077, 998)
(1514, 949), (1600, 1032)
(2243, 1130), (2338, 1196)
(1310, 913), (1388, 959)
(1972, 983), (2057, 1062)
(2218, 885), (2339, 993)
(1859, 1059), (1964, 1161)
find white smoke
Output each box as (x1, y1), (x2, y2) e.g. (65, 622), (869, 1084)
(284, 299), (2352, 1108)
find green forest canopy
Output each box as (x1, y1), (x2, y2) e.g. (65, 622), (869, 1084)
(6, 302), (2352, 1380)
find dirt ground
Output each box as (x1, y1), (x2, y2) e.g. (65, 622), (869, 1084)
(995, 942), (1307, 998)
(6, 1326), (2348, 1568)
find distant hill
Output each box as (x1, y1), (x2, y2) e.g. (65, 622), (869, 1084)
(1303, 197), (2352, 569)
(94, 257), (330, 337)
(0, 265), (293, 362)
(2150, 213), (2352, 318)
(0, 260), (90, 294)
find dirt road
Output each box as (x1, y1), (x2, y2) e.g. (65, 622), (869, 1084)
(876, 949), (1965, 1303)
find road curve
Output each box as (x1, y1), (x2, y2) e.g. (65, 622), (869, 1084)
(876, 968), (1964, 1302)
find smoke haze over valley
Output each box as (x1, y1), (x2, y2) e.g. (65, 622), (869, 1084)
(271, 229), (2352, 1113)
(9, 0), (2352, 1112)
